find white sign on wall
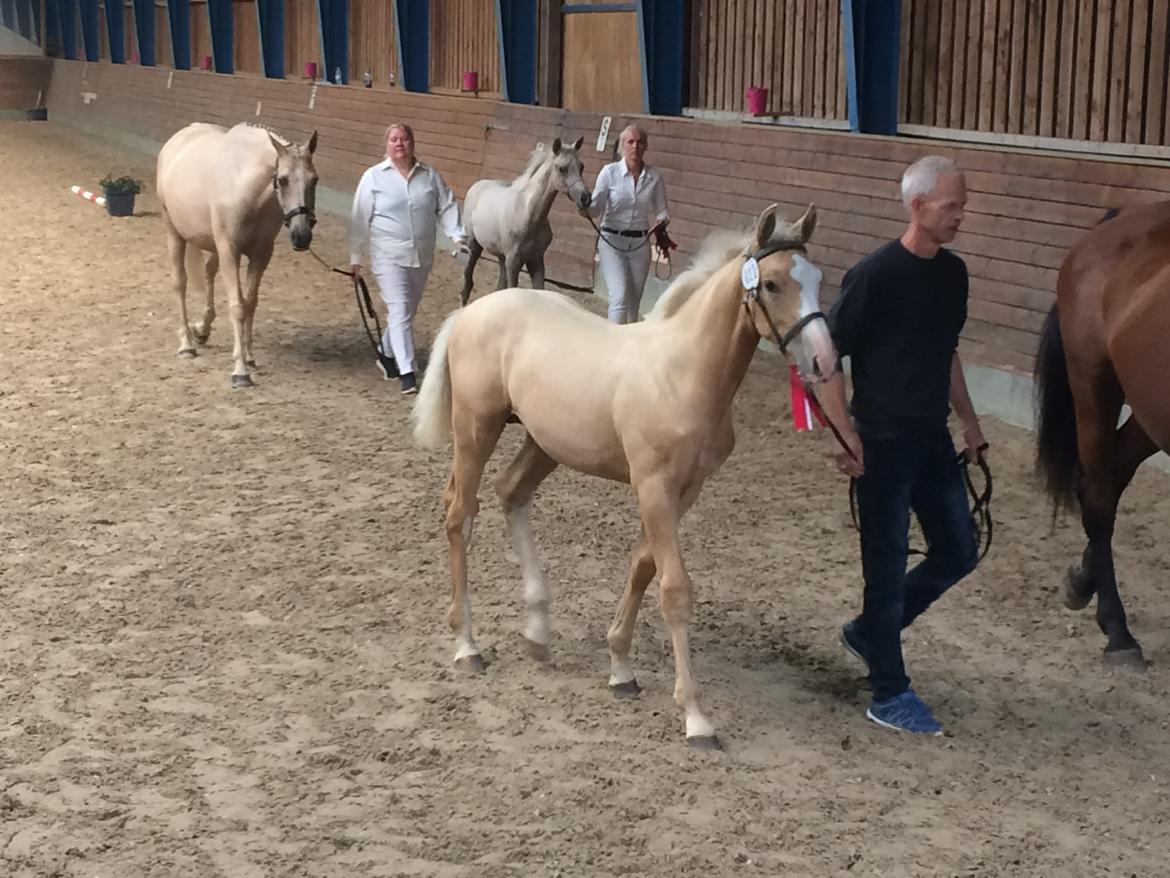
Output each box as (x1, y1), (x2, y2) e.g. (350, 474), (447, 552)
(596, 116), (611, 153)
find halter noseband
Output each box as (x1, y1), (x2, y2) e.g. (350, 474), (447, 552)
(272, 170), (317, 229)
(740, 239), (826, 356)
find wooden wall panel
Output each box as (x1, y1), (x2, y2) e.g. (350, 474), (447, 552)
(231, 0), (260, 73)
(348, 0), (396, 87)
(902, 0), (1170, 147)
(429, 0), (498, 94)
(34, 57), (1170, 375)
(284, 0), (319, 78)
(561, 10), (642, 113)
(190, 0), (211, 69)
(0, 55), (51, 109)
(689, 0), (847, 120)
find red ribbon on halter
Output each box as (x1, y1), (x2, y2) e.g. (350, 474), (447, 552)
(789, 364), (828, 432)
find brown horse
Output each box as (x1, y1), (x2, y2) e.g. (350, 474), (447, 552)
(411, 204), (838, 748)
(1034, 201), (1170, 668)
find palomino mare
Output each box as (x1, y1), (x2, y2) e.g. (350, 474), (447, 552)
(156, 122), (319, 387)
(412, 204), (838, 748)
(1035, 200), (1170, 668)
(458, 137), (591, 305)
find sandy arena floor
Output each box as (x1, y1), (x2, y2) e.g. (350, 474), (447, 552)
(1, 121), (1168, 877)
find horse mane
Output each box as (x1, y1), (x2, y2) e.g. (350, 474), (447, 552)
(242, 121), (292, 148)
(646, 218), (802, 321)
(514, 142), (551, 185)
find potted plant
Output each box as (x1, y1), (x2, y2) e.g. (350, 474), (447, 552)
(99, 174), (144, 217)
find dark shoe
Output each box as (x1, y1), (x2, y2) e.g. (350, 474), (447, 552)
(840, 620), (871, 673)
(866, 688), (944, 735)
(399, 372), (418, 395)
(376, 352), (399, 380)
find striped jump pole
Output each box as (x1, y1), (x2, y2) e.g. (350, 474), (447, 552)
(70, 185), (106, 207)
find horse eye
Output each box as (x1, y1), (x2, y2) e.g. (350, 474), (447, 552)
(278, 176), (289, 187)
(764, 280), (778, 293)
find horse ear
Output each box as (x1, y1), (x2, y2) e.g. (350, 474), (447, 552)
(792, 203), (817, 243)
(755, 203), (779, 248)
(552, 137), (562, 155)
(572, 136), (584, 150)
(267, 132), (287, 156)
(306, 130), (318, 154)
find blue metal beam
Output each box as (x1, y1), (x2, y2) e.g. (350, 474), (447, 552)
(167, 0), (189, 68)
(15, 0), (32, 40)
(636, 0), (683, 116)
(103, 0), (123, 61)
(0, 0), (15, 31)
(393, 0), (428, 93)
(78, 0), (99, 59)
(31, 0), (42, 44)
(843, 0), (902, 135)
(496, 0), (536, 104)
(317, 0), (347, 83)
(207, 0), (232, 72)
(133, 0), (154, 64)
(45, 0), (66, 56)
(255, 0), (282, 77)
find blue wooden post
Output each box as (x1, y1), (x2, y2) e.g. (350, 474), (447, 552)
(843, 0), (902, 135)
(78, 0), (99, 60)
(166, 0), (190, 67)
(495, 0), (536, 104)
(31, 0), (42, 43)
(44, 0), (65, 55)
(207, 0), (232, 72)
(317, 0), (347, 83)
(393, 0), (428, 93)
(15, 0), (32, 40)
(637, 0), (683, 116)
(0, 0), (15, 32)
(255, 0), (283, 77)
(103, 0), (123, 61)
(133, 0), (155, 64)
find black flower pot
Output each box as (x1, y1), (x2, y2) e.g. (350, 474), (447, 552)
(104, 190), (135, 217)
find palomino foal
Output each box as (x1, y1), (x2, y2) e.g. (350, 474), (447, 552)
(459, 137), (591, 305)
(157, 122), (318, 387)
(413, 204), (837, 748)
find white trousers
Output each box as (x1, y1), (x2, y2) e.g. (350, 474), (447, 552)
(598, 237), (652, 324)
(373, 264), (430, 375)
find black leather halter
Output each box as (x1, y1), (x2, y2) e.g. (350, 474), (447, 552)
(272, 171), (317, 228)
(739, 239), (826, 356)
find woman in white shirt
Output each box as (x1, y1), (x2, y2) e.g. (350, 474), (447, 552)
(582, 124), (670, 324)
(349, 123), (465, 394)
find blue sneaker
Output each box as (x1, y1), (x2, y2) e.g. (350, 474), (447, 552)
(840, 620), (870, 672)
(866, 689), (944, 736)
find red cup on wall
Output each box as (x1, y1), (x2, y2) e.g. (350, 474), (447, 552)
(746, 86), (768, 116)
(462, 70), (479, 92)
(200, 54), (212, 70)
(304, 61), (318, 80)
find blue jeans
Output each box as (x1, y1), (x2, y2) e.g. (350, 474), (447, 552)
(853, 429), (979, 700)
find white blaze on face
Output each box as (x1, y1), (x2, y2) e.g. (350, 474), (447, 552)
(789, 253), (837, 380)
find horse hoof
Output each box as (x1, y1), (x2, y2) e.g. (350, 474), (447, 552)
(524, 639), (551, 663)
(246, 360), (257, 369)
(1063, 566), (1093, 611)
(1103, 647), (1147, 670)
(455, 654), (485, 673)
(686, 734), (722, 752)
(609, 679), (641, 699)
(195, 334), (210, 345)
(231, 373), (255, 389)
(178, 349), (197, 358)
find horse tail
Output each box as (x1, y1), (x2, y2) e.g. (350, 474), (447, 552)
(411, 310), (459, 449)
(1034, 304), (1079, 514)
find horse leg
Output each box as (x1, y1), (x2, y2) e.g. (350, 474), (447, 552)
(215, 238), (251, 388)
(495, 435), (559, 661)
(496, 254), (509, 292)
(609, 419), (733, 699)
(193, 250), (219, 345)
(506, 252), (524, 289)
(241, 244), (273, 369)
(444, 407), (507, 671)
(636, 474), (718, 749)
(526, 255), (546, 291)
(460, 239), (482, 306)
(167, 225), (197, 357)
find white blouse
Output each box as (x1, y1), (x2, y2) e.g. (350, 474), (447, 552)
(587, 160), (670, 233)
(348, 159), (464, 271)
